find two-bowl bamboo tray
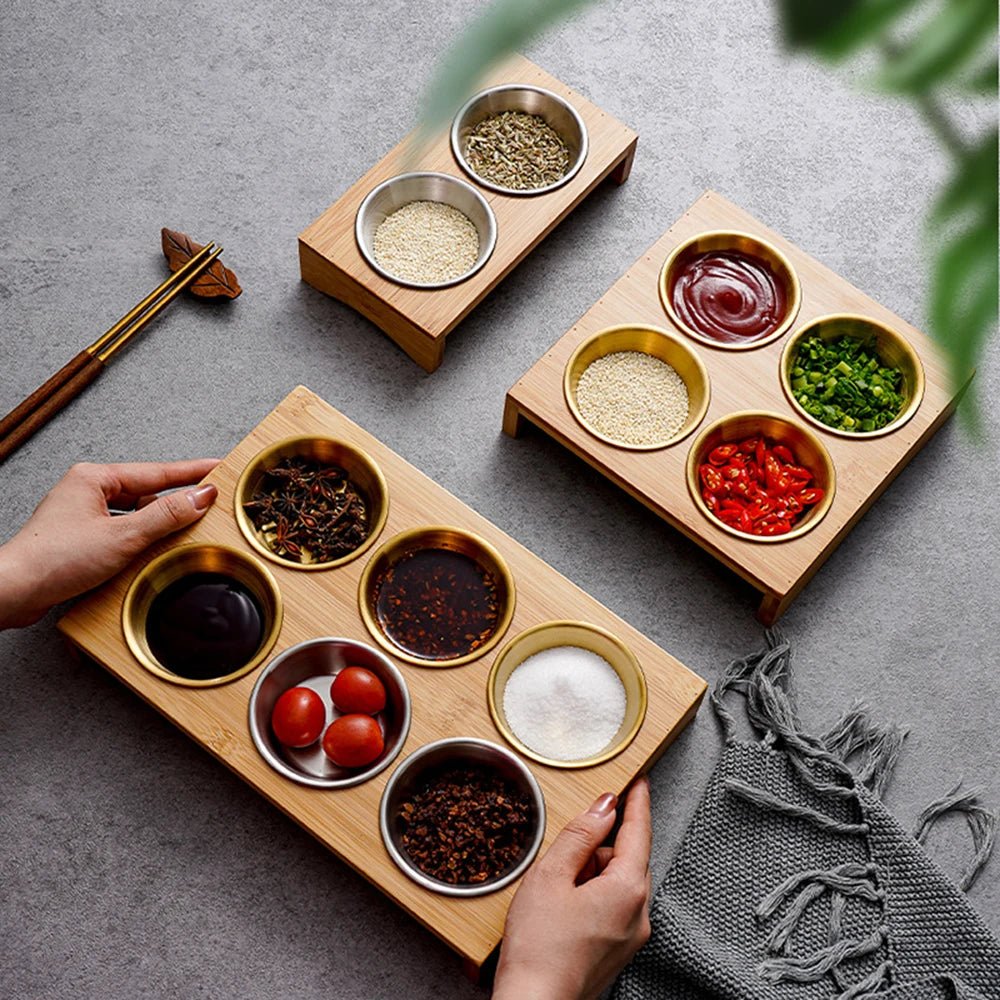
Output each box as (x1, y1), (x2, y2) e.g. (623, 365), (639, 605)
(298, 54), (638, 372)
(58, 386), (706, 971)
(504, 190), (971, 623)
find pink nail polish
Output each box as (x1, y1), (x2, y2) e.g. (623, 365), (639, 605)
(588, 792), (617, 817)
(188, 483), (218, 511)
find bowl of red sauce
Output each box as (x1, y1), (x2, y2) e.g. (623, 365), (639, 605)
(660, 232), (801, 350)
(685, 411), (836, 542)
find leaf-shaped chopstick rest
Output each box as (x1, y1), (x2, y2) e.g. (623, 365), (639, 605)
(161, 227), (242, 299)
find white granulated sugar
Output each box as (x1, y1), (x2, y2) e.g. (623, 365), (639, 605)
(372, 200), (479, 285)
(502, 645), (626, 761)
(576, 350), (689, 446)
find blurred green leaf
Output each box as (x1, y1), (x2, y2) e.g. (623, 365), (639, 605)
(417, 0), (597, 139)
(961, 58), (998, 93)
(879, 0), (997, 92)
(928, 130), (998, 423)
(781, 0), (923, 59)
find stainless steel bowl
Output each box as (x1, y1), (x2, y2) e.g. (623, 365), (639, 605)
(379, 737), (546, 896)
(354, 171), (497, 289)
(451, 84), (588, 196)
(248, 637), (411, 789)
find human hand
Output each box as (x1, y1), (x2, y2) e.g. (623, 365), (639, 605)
(493, 777), (652, 1000)
(0, 459), (220, 629)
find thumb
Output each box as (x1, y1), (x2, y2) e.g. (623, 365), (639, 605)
(123, 483), (218, 548)
(537, 793), (618, 879)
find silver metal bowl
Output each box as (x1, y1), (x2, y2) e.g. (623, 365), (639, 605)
(451, 84), (589, 196)
(354, 171), (497, 289)
(379, 737), (546, 896)
(248, 637), (411, 789)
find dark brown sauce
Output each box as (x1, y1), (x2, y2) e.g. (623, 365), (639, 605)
(374, 548), (500, 661)
(146, 573), (264, 680)
(671, 249), (788, 344)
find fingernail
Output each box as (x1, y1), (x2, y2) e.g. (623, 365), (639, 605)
(188, 483), (218, 511)
(588, 792), (617, 817)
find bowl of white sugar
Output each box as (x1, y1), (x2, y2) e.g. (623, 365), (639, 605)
(487, 620), (647, 768)
(355, 171), (497, 289)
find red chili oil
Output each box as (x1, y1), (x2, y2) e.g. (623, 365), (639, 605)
(671, 248), (788, 344)
(374, 547), (501, 661)
(146, 573), (264, 680)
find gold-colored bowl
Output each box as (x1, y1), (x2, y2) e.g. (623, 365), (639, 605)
(487, 621), (647, 769)
(234, 435), (389, 571)
(358, 526), (516, 668)
(659, 230), (802, 351)
(563, 324), (711, 451)
(780, 313), (925, 439)
(685, 411), (837, 543)
(122, 543), (283, 687)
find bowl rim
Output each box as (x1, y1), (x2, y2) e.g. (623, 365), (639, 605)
(378, 735), (546, 896)
(658, 229), (802, 351)
(358, 525), (517, 667)
(450, 82), (590, 196)
(563, 322), (711, 451)
(233, 434), (390, 572)
(779, 311), (926, 439)
(121, 542), (284, 688)
(685, 409), (837, 543)
(247, 635), (412, 789)
(486, 619), (648, 769)
(354, 170), (498, 289)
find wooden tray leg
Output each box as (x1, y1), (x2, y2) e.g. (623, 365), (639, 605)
(608, 138), (637, 186)
(502, 394), (528, 437)
(756, 590), (793, 626)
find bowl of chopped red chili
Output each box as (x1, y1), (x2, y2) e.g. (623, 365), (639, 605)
(235, 435), (390, 571)
(780, 313), (925, 438)
(380, 737), (546, 896)
(686, 411), (836, 542)
(659, 231), (801, 351)
(358, 526), (516, 668)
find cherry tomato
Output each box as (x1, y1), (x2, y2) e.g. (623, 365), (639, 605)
(271, 686), (326, 748)
(322, 714), (384, 768)
(331, 666), (387, 715)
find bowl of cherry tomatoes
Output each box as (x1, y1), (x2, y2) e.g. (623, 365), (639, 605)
(248, 637), (411, 788)
(685, 410), (836, 542)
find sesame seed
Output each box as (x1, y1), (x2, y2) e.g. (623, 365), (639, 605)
(372, 200), (480, 285)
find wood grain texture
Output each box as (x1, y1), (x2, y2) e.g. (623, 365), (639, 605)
(505, 190), (969, 621)
(298, 54), (638, 372)
(57, 386), (706, 968)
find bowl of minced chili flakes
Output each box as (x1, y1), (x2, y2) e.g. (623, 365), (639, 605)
(379, 736), (546, 896)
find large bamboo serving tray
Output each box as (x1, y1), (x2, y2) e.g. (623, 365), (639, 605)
(504, 191), (969, 624)
(298, 54), (637, 372)
(58, 386), (706, 971)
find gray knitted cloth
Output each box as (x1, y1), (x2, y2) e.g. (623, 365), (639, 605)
(614, 632), (1000, 1000)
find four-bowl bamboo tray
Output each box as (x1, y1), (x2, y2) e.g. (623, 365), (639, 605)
(504, 190), (971, 623)
(298, 54), (638, 372)
(57, 385), (706, 972)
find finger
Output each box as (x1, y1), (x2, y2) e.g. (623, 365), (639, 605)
(609, 777), (652, 880)
(538, 792), (618, 880)
(97, 459), (221, 500)
(119, 483), (218, 548)
(106, 492), (160, 511)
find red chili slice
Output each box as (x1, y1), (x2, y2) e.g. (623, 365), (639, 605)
(772, 444), (794, 464)
(708, 444), (738, 466)
(797, 487), (825, 505)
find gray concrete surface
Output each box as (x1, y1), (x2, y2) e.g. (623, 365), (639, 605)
(2, 1), (997, 997)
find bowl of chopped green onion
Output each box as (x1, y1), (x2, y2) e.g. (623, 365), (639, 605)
(781, 314), (925, 438)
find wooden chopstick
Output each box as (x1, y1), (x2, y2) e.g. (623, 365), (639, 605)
(0, 242), (217, 444)
(0, 244), (223, 464)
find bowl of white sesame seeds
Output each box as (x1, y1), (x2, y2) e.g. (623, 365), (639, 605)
(564, 324), (711, 450)
(355, 171), (497, 289)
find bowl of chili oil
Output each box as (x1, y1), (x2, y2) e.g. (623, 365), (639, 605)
(235, 435), (389, 571)
(358, 526), (516, 668)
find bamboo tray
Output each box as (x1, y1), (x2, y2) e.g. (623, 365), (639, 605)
(298, 54), (637, 372)
(504, 190), (969, 624)
(58, 386), (706, 971)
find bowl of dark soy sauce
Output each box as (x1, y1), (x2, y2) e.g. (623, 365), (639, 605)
(122, 544), (284, 687)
